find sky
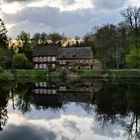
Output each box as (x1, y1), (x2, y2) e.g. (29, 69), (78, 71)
(0, 101), (126, 140)
(0, 0), (140, 38)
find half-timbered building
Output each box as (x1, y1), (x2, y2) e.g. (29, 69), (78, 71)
(32, 44), (59, 69)
(57, 47), (94, 69)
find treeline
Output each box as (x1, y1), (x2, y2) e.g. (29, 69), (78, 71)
(0, 6), (140, 69)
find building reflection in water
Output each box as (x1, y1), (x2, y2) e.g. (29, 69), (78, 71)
(32, 82), (102, 109)
(0, 80), (139, 140)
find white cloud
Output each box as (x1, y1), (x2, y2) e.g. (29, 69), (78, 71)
(5, 109), (125, 140)
(1, 0), (140, 38)
(61, 0), (76, 6)
(4, 0), (35, 3)
(3, 6), (95, 38)
(1, 2), (23, 14)
(124, 0), (140, 7)
(26, 0), (93, 11)
(5, 23), (16, 30)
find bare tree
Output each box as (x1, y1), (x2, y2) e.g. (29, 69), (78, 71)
(121, 7), (140, 48)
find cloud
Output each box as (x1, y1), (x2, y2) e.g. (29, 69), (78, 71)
(61, 0), (76, 6)
(3, 6), (94, 38)
(4, 0), (35, 3)
(1, 2), (23, 14)
(2, 0), (135, 38)
(91, 123), (121, 138)
(93, 0), (126, 10)
(3, 4), (123, 38)
(4, 0), (76, 7)
(0, 124), (56, 140)
(63, 119), (80, 134)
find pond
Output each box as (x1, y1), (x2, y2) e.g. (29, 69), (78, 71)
(0, 79), (139, 140)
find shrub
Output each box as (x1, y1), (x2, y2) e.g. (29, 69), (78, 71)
(12, 53), (28, 69)
(0, 71), (14, 81)
(126, 48), (140, 68)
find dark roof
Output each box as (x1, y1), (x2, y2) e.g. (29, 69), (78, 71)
(32, 44), (59, 56)
(33, 94), (62, 107)
(57, 47), (93, 59)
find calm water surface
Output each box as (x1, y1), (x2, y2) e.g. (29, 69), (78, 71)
(0, 79), (139, 140)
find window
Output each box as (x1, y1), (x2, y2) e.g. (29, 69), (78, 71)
(43, 82), (47, 87)
(34, 57), (38, 62)
(80, 60), (83, 64)
(35, 64), (38, 69)
(35, 89), (39, 94)
(85, 60), (87, 63)
(40, 82), (43, 87)
(64, 61), (66, 64)
(35, 83), (39, 87)
(48, 57), (51, 62)
(44, 89), (47, 94)
(39, 64), (43, 69)
(60, 60), (62, 64)
(48, 90), (51, 94)
(40, 89), (43, 94)
(39, 57), (41, 62)
(52, 57), (56, 61)
(52, 90), (56, 94)
(44, 57), (47, 62)
(60, 86), (66, 91)
(43, 64), (47, 69)
(52, 64), (56, 68)
(60, 60), (65, 65)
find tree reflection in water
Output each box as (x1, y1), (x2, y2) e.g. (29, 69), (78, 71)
(91, 82), (140, 140)
(0, 79), (139, 140)
(13, 82), (34, 114)
(124, 84), (140, 140)
(92, 82), (128, 127)
(0, 83), (10, 130)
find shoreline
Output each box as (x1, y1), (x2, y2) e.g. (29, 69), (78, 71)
(0, 69), (140, 81)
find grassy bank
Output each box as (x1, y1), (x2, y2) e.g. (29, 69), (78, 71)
(13, 69), (49, 82)
(0, 69), (49, 81)
(0, 70), (15, 81)
(72, 69), (140, 79)
(0, 69), (140, 81)
(14, 69), (49, 78)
